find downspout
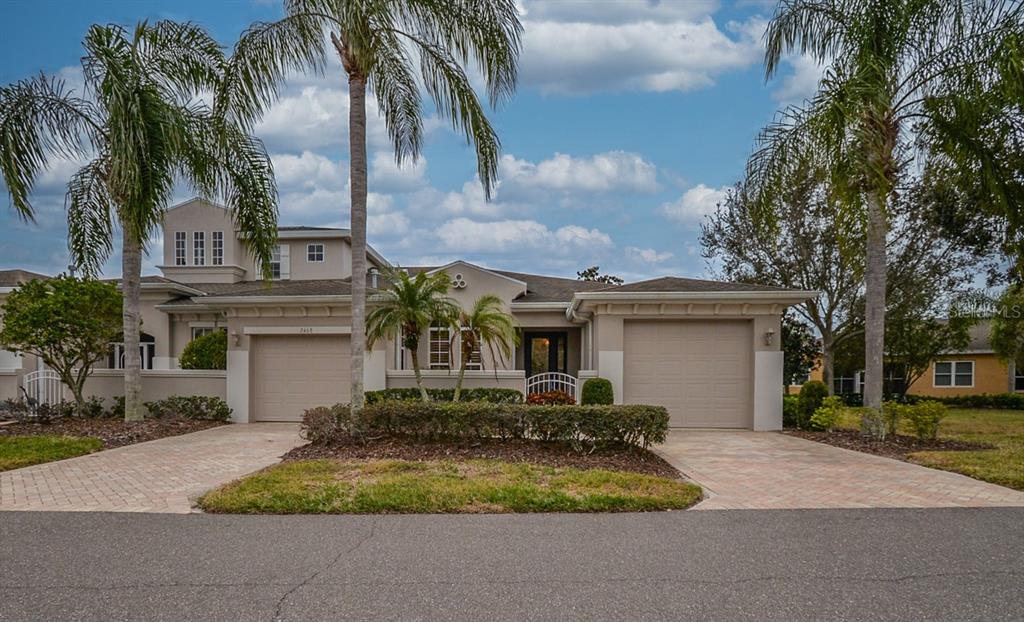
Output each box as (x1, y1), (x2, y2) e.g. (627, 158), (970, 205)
(567, 304), (594, 370)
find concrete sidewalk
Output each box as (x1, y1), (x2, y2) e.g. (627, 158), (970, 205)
(0, 423), (302, 513)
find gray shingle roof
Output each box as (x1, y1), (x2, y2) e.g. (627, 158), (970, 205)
(0, 270), (48, 287)
(610, 276), (793, 293)
(192, 279), (353, 298)
(278, 226), (344, 232)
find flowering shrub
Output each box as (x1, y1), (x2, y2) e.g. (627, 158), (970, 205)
(526, 390), (576, 405)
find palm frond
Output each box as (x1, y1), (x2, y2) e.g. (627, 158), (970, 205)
(66, 157), (115, 277)
(369, 30), (423, 165)
(764, 0), (853, 78)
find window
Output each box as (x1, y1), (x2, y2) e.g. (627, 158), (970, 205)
(461, 328), (482, 370)
(193, 231), (205, 266)
(174, 232), (187, 266)
(1016, 363), (1024, 392)
(429, 325), (451, 369)
(108, 333), (155, 370)
(270, 245), (282, 279)
(191, 326), (217, 340)
(212, 231), (224, 265)
(307, 243), (324, 262)
(934, 361), (974, 387)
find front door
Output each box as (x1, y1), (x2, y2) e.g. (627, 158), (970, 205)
(524, 332), (568, 378)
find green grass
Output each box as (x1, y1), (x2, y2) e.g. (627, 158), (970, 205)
(199, 459), (703, 514)
(0, 435), (104, 472)
(836, 407), (1024, 491)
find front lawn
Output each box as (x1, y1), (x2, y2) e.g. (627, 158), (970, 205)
(199, 459), (703, 514)
(0, 435), (103, 472)
(833, 407), (1024, 491)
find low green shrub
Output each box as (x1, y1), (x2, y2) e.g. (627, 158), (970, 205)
(364, 387), (524, 404)
(796, 380), (829, 429)
(527, 390), (576, 405)
(179, 329), (227, 370)
(580, 377), (614, 405)
(810, 396), (844, 431)
(905, 400), (947, 440)
(883, 401), (911, 437)
(782, 395), (800, 428)
(144, 395), (232, 421)
(300, 401), (670, 451)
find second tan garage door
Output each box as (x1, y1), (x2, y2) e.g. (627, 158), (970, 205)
(251, 334), (351, 422)
(623, 320), (752, 428)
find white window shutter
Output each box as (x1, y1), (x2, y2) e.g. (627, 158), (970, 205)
(280, 244), (290, 280)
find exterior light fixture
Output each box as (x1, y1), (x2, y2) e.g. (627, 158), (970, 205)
(231, 331), (241, 346)
(764, 329), (775, 346)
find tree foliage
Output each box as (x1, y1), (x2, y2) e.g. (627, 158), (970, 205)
(179, 330), (228, 370)
(576, 266), (624, 285)
(781, 313), (820, 389)
(0, 276), (121, 412)
(452, 294), (519, 401)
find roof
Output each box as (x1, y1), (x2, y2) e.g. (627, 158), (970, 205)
(966, 319), (993, 352)
(277, 226), (344, 232)
(611, 276), (793, 293)
(191, 279), (353, 298)
(0, 269), (49, 287)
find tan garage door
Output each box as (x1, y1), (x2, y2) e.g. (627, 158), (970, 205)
(251, 334), (351, 422)
(623, 320), (751, 428)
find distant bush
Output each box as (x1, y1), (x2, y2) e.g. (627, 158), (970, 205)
(914, 392), (1024, 410)
(810, 396), (844, 431)
(145, 395), (232, 421)
(782, 394), (800, 428)
(300, 401), (670, 451)
(905, 400), (947, 440)
(179, 330), (227, 370)
(364, 387), (523, 404)
(796, 380), (829, 429)
(527, 390), (576, 405)
(580, 377), (614, 405)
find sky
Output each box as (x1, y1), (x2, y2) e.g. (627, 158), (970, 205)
(0, 0), (822, 282)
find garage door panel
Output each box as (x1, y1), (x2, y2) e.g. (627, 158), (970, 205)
(623, 320), (751, 428)
(252, 335), (351, 422)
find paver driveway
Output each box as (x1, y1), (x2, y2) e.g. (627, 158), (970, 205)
(656, 430), (1024, 510)
(0, 423), (302, 513)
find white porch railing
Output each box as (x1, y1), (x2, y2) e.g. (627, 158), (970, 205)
(22, 370), (63, 406)
(526, 372), (578, 401)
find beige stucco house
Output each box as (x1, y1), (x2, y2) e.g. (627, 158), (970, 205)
(1, 198), (814, 429)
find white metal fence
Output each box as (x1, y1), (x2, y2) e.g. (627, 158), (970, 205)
(22, 370), (63, 406)
(526, 372), (578, 401)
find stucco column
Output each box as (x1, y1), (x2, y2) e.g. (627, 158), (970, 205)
(594, 315), (624, 404)
(226, 329), (250, 423)
(752, 315), (783, 430)
(364, 341), (387, 391)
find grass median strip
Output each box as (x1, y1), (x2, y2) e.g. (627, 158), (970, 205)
(0, 435), (104, 472)
(199, 459), (703, 514)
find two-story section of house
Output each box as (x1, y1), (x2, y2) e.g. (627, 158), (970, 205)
(2, 197), (814, 429)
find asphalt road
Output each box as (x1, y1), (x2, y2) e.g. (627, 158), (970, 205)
(1, 508), (1022, 621)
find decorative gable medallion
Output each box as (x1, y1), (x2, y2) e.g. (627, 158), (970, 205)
(452, 273), (468, 289)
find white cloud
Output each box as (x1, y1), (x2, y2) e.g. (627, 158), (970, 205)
(369, 150), (427, 193)
(500, 151), (658, 194)
(520, 0), (719, 24)
(660, 184), (729, 224)
(436, 217), (612, 254)
(519, 17), (763, 95)
(626, 246), (674, 264)
(773, 54), (826, 103)
(271, 151), (345, 191)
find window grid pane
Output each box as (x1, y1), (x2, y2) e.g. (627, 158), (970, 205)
(270, 245), (282, 279)
(307, 243), (324, 262)
(193, 232), (205, 266)
(174, 232), (187, 266)
(212, 231), (224, 266)
(430, 327), (450, 369)
(462, 329), (482, 370)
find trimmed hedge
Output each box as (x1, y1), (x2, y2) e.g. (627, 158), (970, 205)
(301, 401), (669, 450)
(581, 377), (614, 405)
(782, 394), (800, 427)
(364, 387), (523, 404)
(144, 396), (232, 421)
(795, 380), (828, 429)
(179, 330), (227, 370)
(906, 392), (1024, 410)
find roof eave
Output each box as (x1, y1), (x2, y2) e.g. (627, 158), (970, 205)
(566, 289), (818, 318)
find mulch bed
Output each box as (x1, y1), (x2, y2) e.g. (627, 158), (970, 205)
(285, 437), (682, 479)
(0, 418), (225, 449)
(784, 428), (994, 461)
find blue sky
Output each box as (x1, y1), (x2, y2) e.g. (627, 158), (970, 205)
(0, 0), (820, 281)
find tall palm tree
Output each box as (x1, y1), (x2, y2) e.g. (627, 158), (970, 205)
(749, 0), (1024, 436)
(0, 21), (279, 421)
(451, 294), (518, 402)
(366, 269), (459, 401)
(228, 0), (523, 409)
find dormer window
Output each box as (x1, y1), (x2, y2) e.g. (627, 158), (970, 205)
(212, 231), (224, 265)
(193, 232), (205, 266)
(307, 243), (324, 262)
(174, 232), (187, 266)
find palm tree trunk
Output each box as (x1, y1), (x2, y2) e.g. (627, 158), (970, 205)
(348, 72), (368, 411)
(122, 234), (144, 422)
(861, 189), (887, 435)
(454, 348), (468, 402)
(409, 348), (430, 401)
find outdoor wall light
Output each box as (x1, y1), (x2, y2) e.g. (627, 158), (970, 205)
(764, 329), (775, 346)
(231, 331), (241, 346)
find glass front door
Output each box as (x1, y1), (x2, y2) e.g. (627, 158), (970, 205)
(524, 332), (568, 377)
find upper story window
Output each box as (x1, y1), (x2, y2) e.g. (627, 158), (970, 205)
(174, 232), (187, 266)
(429, 325), (451, 370)
(212, 231), (224, 266)
(934, 361), (973, 387)
(461, 328), (482, 370)
(270, 245), (282, 279)
(193, 231), (205, 266)
(307, 243), (324, 262)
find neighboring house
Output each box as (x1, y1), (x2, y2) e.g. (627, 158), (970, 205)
(0, 198), (813, 429)
(789, 320), (1017, 397)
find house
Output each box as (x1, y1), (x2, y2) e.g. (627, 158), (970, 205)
(791, 320), (1018, 397)
(0, 198), (814, 429)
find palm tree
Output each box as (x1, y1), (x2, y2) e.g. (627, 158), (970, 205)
(749, 0), (1024, 436)
(451, 294), (518, 402)
(0, 21), (279, 421)
(228, 0), (523, 409)
(366, 269), (459, 401)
